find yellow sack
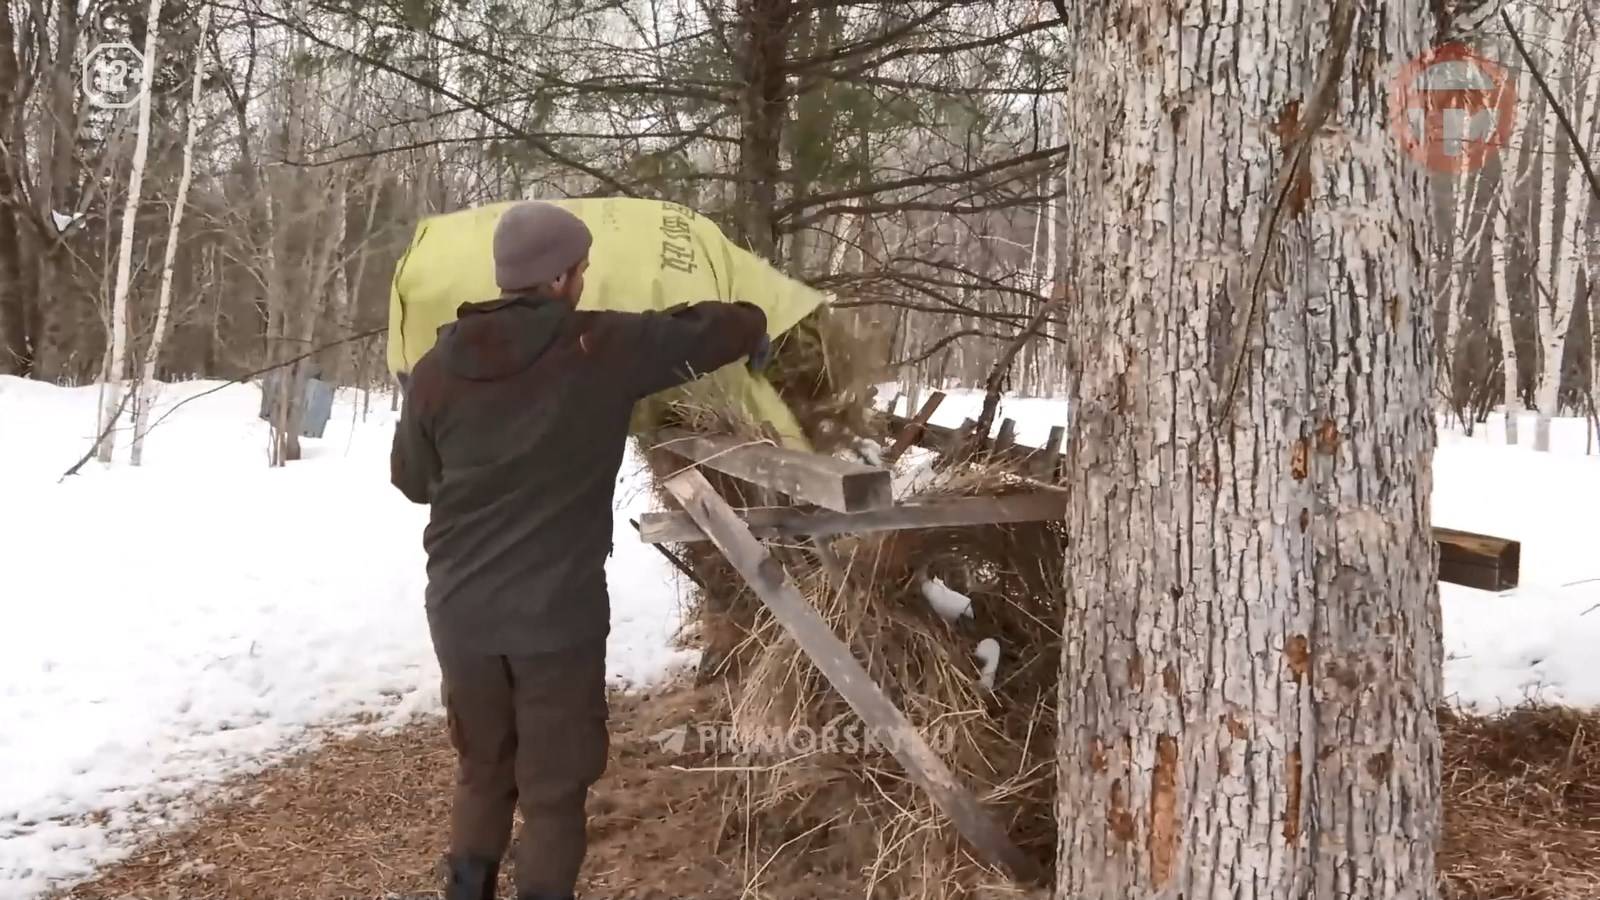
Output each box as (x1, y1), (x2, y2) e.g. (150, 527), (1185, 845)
(388, 198), (825, 448)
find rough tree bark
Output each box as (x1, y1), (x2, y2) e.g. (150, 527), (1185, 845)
(1056, 2), (1441, 899)
(97, 0), (165, 462)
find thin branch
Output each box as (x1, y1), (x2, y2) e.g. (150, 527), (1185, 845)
(1213, 0), (1356, 426)
(1501, 8), (1600, 206)
(61, 326), (388, 480)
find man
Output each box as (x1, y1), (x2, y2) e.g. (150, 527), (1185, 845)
(390, 201), (769, 900)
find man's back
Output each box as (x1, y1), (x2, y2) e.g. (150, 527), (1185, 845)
(391, 293), (766, 656)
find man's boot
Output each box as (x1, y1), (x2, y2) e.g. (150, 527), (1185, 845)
(445, 855), (500, 900)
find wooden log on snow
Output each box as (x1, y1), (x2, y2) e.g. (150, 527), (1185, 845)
(638, 491), (1068, 544)
(661, 469), (1043, 885)
(650, 428), (893, 513)
(1435, 527), (1520, 592)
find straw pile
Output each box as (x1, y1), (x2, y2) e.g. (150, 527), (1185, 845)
(638, 306), (1065, 895)
(1439, 704), (1600, 900)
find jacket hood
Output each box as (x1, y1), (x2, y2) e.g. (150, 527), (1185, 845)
(434, 294), (569, 381)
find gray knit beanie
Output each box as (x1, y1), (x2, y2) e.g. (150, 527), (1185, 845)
(492, 201), (594, 293)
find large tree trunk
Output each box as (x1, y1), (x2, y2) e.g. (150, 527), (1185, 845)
(1055, 3), (1441, 899)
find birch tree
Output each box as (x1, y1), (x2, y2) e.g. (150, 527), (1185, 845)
(97, 0), (165, 463)
(131, 3), (213, 466)
(1490, 61), (1536, 446)
(1516, 0), (1600, 451)
(1056, 2), (1440, 898)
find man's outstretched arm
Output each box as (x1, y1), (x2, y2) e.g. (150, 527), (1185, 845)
(390, 380), (442, 504)
(626, 301), (769, 399)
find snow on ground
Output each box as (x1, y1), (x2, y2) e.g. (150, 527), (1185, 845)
(882, 387), (1600, 710)
(0, 376), (692, 900)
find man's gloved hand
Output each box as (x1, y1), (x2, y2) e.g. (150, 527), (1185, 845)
(748, 333), (773, 373)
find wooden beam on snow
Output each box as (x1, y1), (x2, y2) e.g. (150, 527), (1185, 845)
(650, 428), (893, 513)
(661, 469), (1043, 885)
(1436, 527), (1520, 591)
(638, 491), (1067, 544)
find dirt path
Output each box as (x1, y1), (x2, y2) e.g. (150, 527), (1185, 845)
(50, 691), (1600, 900)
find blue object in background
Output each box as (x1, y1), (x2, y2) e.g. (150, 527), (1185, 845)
(258, 371), (336, 439)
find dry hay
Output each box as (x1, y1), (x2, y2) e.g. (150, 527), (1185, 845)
(1439, 704), (1600, 900)
(652, 463), (1065, 897)
(762, 306), (884, 453)
(634, 301), (1064, 895)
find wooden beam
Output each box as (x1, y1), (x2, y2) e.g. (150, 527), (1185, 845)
(651, 428), (893, 513)
(662, 469), (1043, 885)
(1035, 425), (1065, 481)
(993, 419), (1017, 458)
(639, 492), (1068, 544)
(1436, 527), (1520, 591)
(883, 391), (947, 465)
(629, 518), (706, 588)
(945, 418), (976, 462)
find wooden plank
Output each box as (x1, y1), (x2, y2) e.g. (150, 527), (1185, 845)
(1035, 425), (1065, 480)
(629, 518), (706, 588)
(663, 469), (1043, 885)
(651, 428), (893, 513)
(883, 391), (947, 465)
(994, 419), (1017, 458)
(945, 418), (976, 459)
(1436, 527), (1520, 591)
(639, 492), (1068, 544)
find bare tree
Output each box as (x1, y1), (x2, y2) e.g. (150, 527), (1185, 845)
(132, 2), (214, 465)
(97, 0), (166, 463)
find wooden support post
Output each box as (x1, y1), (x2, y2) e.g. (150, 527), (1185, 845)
(1036, 425), (1065, 481)
(652, 428), (893, 512)
(639, 491), (1068, 544)
(943, 418), (976, 464)
(662, 469), (1042, 885)
(1435, 527), (1521, 591)
(883, 391), (947, 465)
(994, 419), (1017, 460)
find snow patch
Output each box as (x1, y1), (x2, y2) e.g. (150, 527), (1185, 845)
(0, 377), (694, 899)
